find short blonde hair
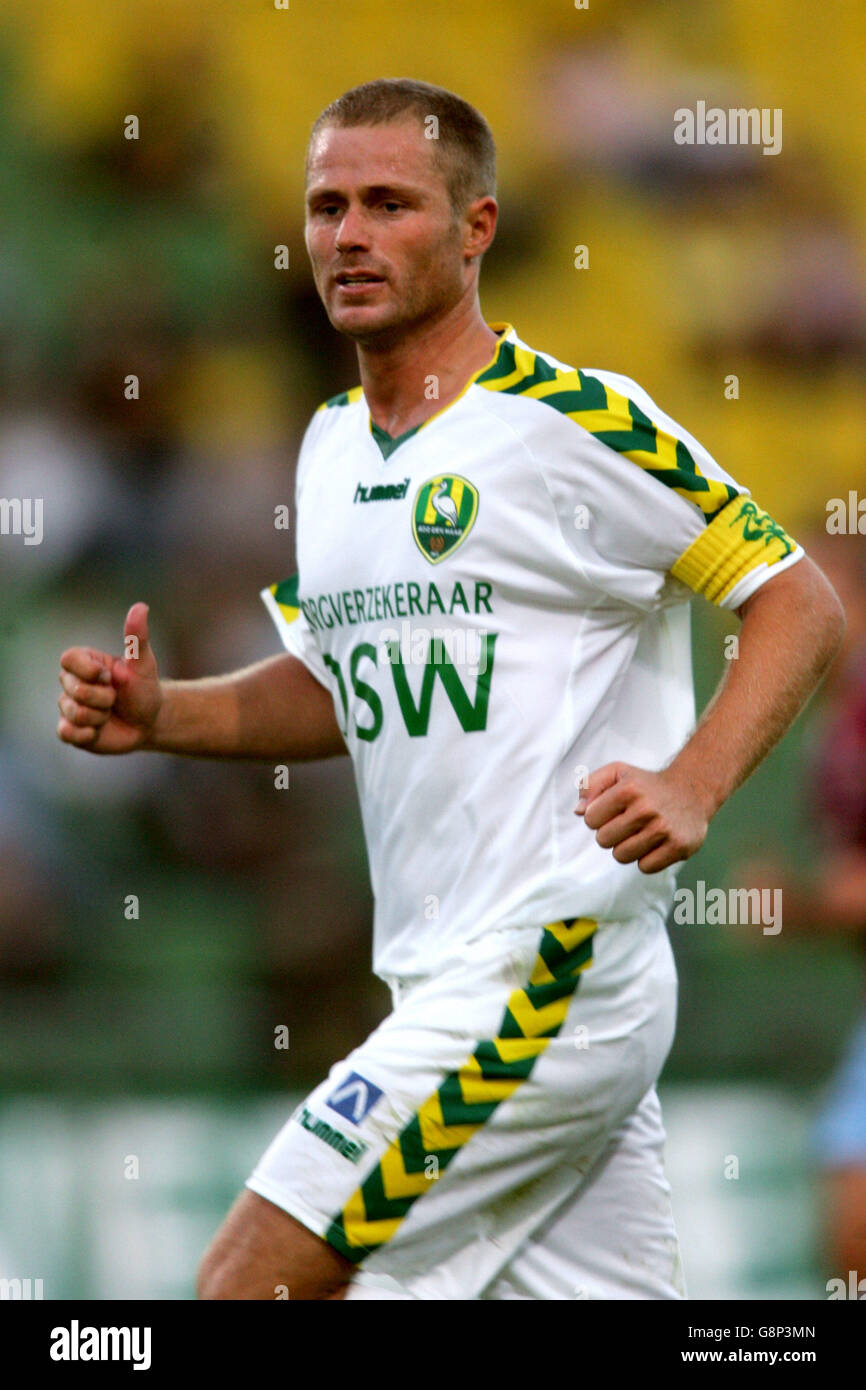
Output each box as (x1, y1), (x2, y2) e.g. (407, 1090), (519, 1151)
(308, 77), (497, 214)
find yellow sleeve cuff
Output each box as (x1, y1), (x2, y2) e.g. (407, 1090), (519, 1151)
(670, 495), (799, 605)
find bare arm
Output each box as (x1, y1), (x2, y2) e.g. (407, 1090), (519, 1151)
(149, 654), (346, 760)
(667, 555), (846, 814)
(58, 601), (346, 762)
(576, 555), (847, 872)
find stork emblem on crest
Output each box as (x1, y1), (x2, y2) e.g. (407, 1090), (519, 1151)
(411, 474), (479, 564)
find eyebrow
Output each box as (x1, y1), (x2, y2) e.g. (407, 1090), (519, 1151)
(306, 181), (424, 206)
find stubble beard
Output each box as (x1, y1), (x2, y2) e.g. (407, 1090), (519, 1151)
(321, 229), (467, 352)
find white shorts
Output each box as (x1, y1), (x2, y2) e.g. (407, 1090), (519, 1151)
(246, 910), (684, 1299)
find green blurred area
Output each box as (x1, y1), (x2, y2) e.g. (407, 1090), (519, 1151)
(670, 604), (863, 1083)
(0, 1086), (828, 1299)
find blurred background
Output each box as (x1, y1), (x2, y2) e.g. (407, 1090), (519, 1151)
(1, 0), (864, 1299)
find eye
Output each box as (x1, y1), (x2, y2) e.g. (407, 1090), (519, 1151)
(381, 200), (404, 213)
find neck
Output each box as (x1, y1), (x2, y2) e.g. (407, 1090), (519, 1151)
(355, 295), (501, 437)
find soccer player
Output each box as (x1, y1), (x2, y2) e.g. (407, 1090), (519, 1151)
(57, 79), (844, 1300)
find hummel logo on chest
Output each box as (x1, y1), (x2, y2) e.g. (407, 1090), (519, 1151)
(354, 479), (411, 503)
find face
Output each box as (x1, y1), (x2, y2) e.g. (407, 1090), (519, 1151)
(305, 118), (491, 347)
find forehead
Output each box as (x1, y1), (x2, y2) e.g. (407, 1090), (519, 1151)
(305, 119), (447, 194)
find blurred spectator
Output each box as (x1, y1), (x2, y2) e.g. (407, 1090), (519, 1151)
(536, 35), (774, 192)
(737, 527), (866, 1279)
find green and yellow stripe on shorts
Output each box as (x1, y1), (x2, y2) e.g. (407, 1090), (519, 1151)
(325, 915), (597, 1263)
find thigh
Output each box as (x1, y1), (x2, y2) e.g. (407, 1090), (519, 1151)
(347, 914), (678, 1298)
(481, 1087), (686, 1300)
(248, 912), (677, 1300)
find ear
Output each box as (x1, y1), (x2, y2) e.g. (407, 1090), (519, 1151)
(463, 196), (498, 261)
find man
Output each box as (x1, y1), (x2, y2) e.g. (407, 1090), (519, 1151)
(57, 79), (844, 1300)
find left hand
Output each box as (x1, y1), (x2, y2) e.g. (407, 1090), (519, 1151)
(575, 762), (710, 874)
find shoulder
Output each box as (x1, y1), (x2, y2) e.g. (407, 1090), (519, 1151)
(475, 335), (737, 523)
(316, 384), (364, 413)
(296, 384), (364, 475)
(307, 383), (365, 441)
(474, 334), (669, 441)
(477, 335), (685, 443)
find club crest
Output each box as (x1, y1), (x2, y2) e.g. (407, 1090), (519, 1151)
(412, 474), (479, 564)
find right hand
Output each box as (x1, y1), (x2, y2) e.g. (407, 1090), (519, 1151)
(57, 602), (163, 754)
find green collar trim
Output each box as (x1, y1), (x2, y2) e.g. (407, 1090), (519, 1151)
(366, 323), (514, 459)
(370, 418), (423, 460)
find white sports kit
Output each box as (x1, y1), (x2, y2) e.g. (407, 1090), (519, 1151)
(246, 323), (805, 1298)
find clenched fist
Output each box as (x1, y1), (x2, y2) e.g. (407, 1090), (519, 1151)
(57, 602), (162, 755)
(575, 761), (711, 874)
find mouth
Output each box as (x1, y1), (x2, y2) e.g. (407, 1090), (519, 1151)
(334, 270), (386, 290)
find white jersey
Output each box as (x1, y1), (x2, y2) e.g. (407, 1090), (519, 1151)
(263, 323), (804, 981)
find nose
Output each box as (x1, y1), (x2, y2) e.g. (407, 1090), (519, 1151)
(334, 205), (370, 252)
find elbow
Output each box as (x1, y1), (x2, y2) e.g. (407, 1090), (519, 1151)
(808, 562), (846, 673)
(737, 554), (846, 671)
(820, 585), (846, 667)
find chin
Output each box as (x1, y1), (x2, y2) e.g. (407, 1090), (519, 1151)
(331, 306), (404, 345)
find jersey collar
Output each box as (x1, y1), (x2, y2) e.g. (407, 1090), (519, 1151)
(366, 322), (516, 460)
